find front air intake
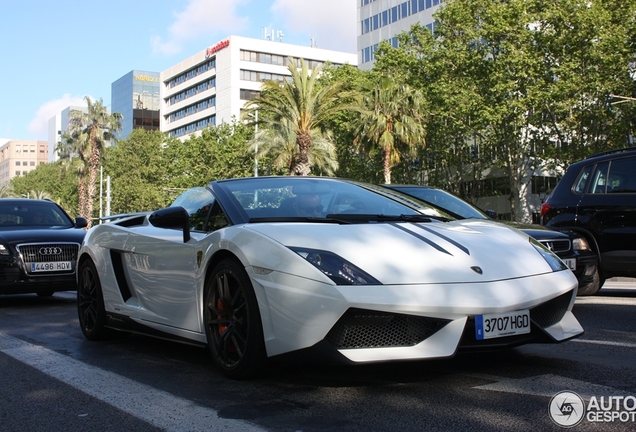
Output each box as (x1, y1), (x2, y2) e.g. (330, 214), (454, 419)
(325, 308), (450, 349)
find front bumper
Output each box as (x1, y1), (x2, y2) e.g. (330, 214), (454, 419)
(250, 268), (583, 362)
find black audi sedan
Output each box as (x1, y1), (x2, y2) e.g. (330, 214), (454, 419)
(0, 198), (87, 296)
(384, 185), (599, 296)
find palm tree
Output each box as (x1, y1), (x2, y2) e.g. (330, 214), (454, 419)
(0, 185), (14, 198)
(29, 190), (53, 200)
(67, 96), (122, 227)
(249, 118), (339, 176)
(355, 76), (426, 184)
(244, 59), (354, 176)
(56, 130), (89, 220)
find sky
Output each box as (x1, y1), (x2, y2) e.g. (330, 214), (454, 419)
(0, 0), (357, 143)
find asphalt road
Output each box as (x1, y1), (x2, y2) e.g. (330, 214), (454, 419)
(1, 279), (635, 432)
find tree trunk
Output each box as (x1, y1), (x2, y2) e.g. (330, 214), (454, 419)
(292, 130), (312, 176)
(383, 149), (392, 184)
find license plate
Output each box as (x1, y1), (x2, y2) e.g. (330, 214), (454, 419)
(31, 261), (73, 272)
(475, 310), (530, 340)
(563, 258), (576, 271)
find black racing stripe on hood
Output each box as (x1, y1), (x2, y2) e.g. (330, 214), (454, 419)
(410, 224), (470, 256)
(389, 223), (452, 256)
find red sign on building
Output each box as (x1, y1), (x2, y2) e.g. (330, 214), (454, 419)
(206, 39), (230, 58)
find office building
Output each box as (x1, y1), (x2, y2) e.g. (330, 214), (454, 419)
(47, 105), (87, 162)
(160, 35), (357, 140)
(0, 140), (48, 187)
(111, 70), (161, 140)
(357, 0), (443, 69)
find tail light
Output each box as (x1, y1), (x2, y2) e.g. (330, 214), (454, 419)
(540, 201), (550, 218)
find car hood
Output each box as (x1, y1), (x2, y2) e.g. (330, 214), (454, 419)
(0, 228), (86, 244)
(245, 219), (559, 285)
(498, 221), (570, 241)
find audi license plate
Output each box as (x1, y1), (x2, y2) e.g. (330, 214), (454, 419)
(31, 262), (72, 272)
(475, 310), (530, 340)
(563, 258), (576, 271)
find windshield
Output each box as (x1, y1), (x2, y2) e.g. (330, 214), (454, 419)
(387, 186), (488, 220)
(216, 177), (454, 222)
(0, 201), (74, 229)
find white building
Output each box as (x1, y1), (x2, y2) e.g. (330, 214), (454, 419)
(357, 0), (443, 70)
(0, 140), (48, 187)
(160, 35), (357, 140)
(47, 105), (87, 162)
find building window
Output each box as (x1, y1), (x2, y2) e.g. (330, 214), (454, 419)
(240, 89), (261, 100)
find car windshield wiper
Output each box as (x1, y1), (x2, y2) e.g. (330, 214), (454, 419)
(324, 214), (450, 223)
(248, 216), (353, 224)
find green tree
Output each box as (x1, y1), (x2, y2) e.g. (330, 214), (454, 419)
(56, 130), (88, 217)
(67, 96), (122, 226)
(244, 59), (355, 176)
(373, 0), (636, 221)
(103, 129), (174, 214)
(9, 161), (79, 215)
(164, 121), (253, 190)
(354, 74), (426, 184)
(0, 185), (14, 198)
(249, 118), (338, 176)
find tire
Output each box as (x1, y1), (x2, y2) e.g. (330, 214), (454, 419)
(77, 259), (114, 340)
(36, 291), (54, 297)
(577, 267), (602, 296)
(204, 258), (266, 379)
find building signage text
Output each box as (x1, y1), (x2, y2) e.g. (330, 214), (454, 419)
(206, 39), (230, 58)
(135, 75), (159, 82)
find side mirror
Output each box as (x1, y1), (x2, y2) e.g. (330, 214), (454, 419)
(75, 217), (88, 228)
(148, 206), (191, 243)
(484, 209), (498, 220)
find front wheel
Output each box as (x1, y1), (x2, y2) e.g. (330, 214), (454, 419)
(204, 258), (266, 379)
(577, 266), (603, 296)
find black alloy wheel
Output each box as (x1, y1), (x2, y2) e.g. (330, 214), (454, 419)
(204, 258), (266, 379)
(77, 259), (113, 340)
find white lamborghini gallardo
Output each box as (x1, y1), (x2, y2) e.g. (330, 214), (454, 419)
(77, 177), (583, 379)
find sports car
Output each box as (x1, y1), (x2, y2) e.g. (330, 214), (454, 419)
(1, 198), (87, 296)
(77, 177), (584, 379)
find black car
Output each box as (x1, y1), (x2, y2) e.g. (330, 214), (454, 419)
(0, 198), (87, 296)
(541, 148), (636, 293)
(385, 185), (599, 296)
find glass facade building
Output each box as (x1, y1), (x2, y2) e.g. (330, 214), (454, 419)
(357, 0), (443, 69)
(111, 70), (160, 140)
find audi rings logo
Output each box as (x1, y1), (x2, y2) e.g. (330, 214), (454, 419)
(39, 247), (62, 256)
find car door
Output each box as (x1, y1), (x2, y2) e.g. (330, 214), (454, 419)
(123, 188), (217, 333)
(576, 156), (636, 274)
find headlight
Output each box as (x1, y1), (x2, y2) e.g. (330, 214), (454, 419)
(0, 244), (9, 256)
(529, 238), (568, 272)
(572, 237), (590, 251)
(289, 247), (381, 285)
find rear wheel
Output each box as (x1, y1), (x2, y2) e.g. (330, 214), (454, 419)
(77, 259), (114, 340)
(204, 258), (266, 379)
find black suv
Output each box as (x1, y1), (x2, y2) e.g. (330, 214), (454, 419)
(541, 148), (636, 294)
